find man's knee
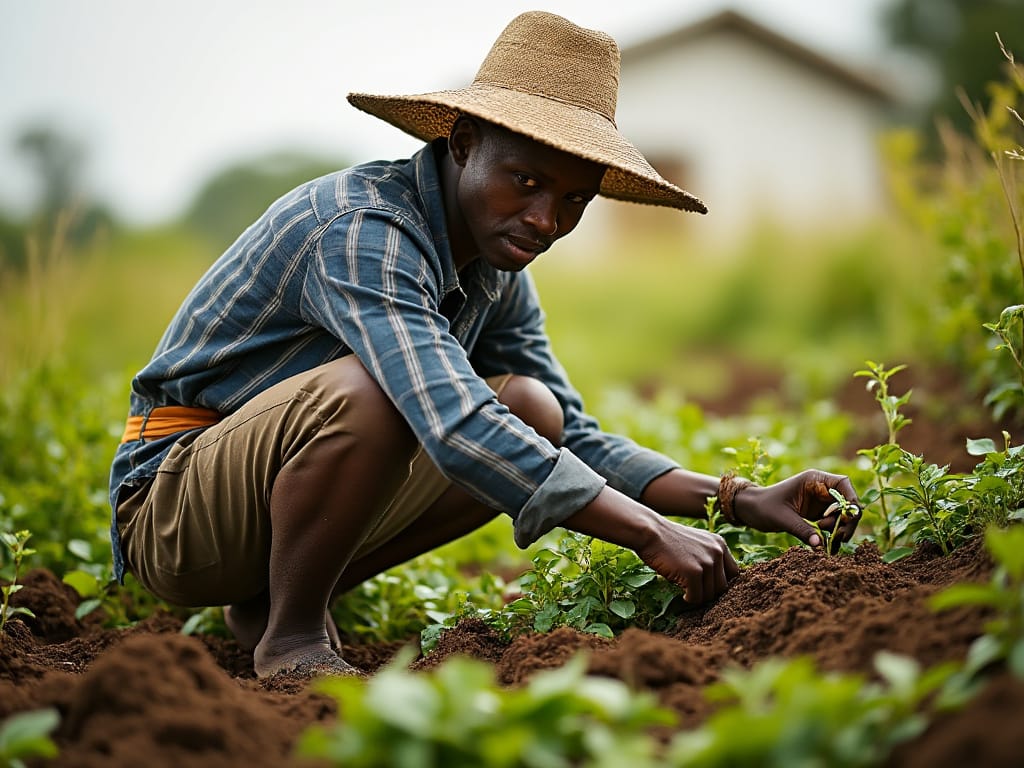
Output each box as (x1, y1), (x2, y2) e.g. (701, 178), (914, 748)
(497, 376), (563, 446)
(312, 357), (416, 455)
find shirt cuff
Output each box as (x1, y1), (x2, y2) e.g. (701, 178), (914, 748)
(513, 448), (607, 548)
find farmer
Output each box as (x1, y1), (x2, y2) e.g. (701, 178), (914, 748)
(109, 11), (861, 678)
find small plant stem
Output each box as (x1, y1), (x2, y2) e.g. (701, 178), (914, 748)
(920, 488), (950, 557)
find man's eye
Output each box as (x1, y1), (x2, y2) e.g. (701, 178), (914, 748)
(567, 194), (592, 205)
(515, 173), (538, 187)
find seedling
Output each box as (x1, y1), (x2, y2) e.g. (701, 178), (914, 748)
(854, 361), (911, 553)
(1, 530), (37, 637)
(810, 489), (861, 556)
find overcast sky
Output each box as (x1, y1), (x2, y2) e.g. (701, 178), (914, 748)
(1, 0), (895, 224)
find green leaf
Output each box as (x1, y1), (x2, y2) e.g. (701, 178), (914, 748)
(966, 437), (998, 456)
(584, 622), (614, 639)
(66, 538), (92, 562)
(1009, 641), (1024, 679)
(873, 651), (920, 694)
(365, 669), (440, 736)
(985, 525), (1024, 579)
(930, 583), (999, 611)
(62, 569), (99, 598)
(74, 598), (102, 621)
(533, 603), (560, 633)
(609, 599), (636, 619)
(621, 571), (657, 589)
(882, 547), (915, 564)
(0, 708), (59, 759)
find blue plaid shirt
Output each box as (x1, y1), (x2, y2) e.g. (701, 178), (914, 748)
(109, 140), (677, 579)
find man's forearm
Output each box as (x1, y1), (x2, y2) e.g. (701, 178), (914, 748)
(560, 485), (664, 551)
(640, 468), (719, 519)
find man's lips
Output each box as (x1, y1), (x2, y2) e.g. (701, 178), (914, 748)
(506, 234), (548, 256)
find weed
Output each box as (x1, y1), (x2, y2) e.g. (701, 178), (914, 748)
(810, 489), (862, 557)
(422, 533), (682, 652)
(1, 531), (37, 637)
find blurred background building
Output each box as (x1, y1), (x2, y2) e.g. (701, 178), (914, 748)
(611, 10), (895, 244)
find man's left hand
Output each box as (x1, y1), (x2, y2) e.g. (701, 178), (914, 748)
(732, 469), (862, 548)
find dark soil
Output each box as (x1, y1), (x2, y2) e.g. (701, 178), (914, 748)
(3, 536), (1022, 767)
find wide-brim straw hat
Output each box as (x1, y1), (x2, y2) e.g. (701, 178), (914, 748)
(347, 11), (707, 213)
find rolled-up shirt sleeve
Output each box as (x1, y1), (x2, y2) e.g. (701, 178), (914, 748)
(300, 208), (607, 545)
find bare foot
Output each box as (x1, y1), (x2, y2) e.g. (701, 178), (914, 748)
(255, 637), (363, 679)
(226, 598), (343, 656)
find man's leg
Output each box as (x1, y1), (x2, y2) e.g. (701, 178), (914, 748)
(224, 369), (564, 675)
(251, 362), (419, 677)
(226, 373), (565, 665)
(332, 374), (564, 595)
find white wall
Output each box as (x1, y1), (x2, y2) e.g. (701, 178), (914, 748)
(611, 28), (888, 243)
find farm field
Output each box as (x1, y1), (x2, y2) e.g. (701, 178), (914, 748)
(2, 48), (1024, 768)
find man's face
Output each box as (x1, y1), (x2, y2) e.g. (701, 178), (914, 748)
(450, 120), (605, 272)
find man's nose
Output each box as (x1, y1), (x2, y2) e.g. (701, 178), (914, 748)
(524, 198), (559, 237)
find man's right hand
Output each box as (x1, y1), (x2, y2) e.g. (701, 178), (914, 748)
(562, 485), (739, 605)
(636, 517), (739, 604)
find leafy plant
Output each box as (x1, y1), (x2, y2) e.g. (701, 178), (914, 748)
(296, 649), (674, 768)
(333, 553), (508, 645)
(1, 530), (36, 636)
(983, 303), (1024, 418)
(851, 351), (1024, 560)
(668, 652), (957, 768)
(525, 534), (675, 637)
(885, 453), (962, 556)
(0, 708), (59, 768)
(854, 361), (913, 556)
(423, 533), (683, 652)
(930, 523), (1024, 679)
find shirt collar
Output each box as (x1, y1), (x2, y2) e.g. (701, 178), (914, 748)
(413, 139), (501, 303)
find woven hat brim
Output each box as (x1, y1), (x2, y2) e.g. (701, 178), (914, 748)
(348, 87), (707, 214)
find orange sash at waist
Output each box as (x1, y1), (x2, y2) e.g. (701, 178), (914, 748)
(121, 406), (222, 443)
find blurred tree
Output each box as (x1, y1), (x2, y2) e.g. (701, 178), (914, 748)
(182, 151), (344, 251)
(17, 125), (84, 219)
(883, 0), (1024, 141)
(3, 124), (116, 269)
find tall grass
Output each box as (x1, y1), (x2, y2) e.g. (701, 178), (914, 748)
(533, 221), (940, 408)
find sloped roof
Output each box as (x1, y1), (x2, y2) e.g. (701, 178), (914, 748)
(620, 9), (892, 103)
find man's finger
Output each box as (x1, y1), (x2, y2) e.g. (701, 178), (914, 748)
(683, 572), (704, 605)
(713, 554), (729, 596)
(724, 546), (741, 579)
(785, 516), (823, 547)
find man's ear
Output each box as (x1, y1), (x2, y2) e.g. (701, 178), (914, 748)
(448, 116), (480, 167)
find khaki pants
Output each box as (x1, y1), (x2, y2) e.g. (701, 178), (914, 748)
(116, 356), (509, 606)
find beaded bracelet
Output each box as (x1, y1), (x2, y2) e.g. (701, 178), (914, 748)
(715, 473), (755, 525)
